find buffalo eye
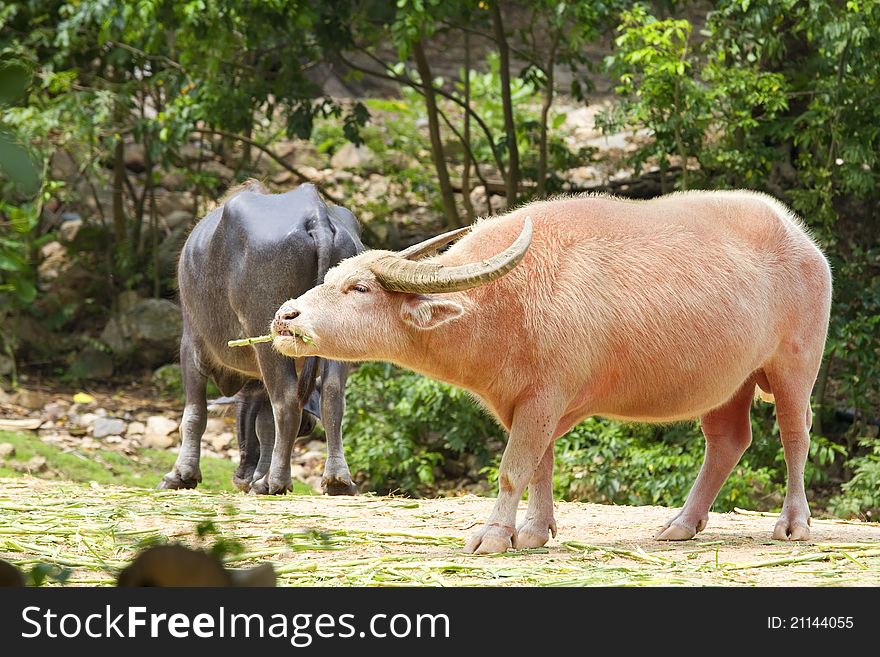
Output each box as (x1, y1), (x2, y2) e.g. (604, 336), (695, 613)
(351, 283), (369, 294)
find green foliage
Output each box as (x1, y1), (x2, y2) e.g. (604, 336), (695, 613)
(311, 96), (442, 242)
(600, 3), (789, 190)
(343, 362), (501, 494)
(829, 437), (880, 521)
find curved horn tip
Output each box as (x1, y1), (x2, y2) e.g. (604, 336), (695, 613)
(371, 213), (533, 294)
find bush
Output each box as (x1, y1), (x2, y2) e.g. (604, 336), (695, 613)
(829, 438), (880, 521)
(343, 362), (501, 495)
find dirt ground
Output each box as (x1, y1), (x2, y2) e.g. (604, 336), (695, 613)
(1, 477), (878, 587)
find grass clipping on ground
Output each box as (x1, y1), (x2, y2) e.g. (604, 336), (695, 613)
(1, 477), (879, 587)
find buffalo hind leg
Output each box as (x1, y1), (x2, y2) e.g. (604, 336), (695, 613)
(657, 379), (754, 540)
(465, 395), (561, 554)
(248, 390), (276, 493)
(320, 360), (357, 496)
(766, 373), (814, 541)
(514, 442), (557, 549)
(250, 353), (300, 495)
(158, 339), (206, 489)
(232, 382), (263, 491)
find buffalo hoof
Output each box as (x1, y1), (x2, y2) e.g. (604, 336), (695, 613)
(656, 513), (706, 541)
(232, 475), (252, 493)
(773, 512), (811, 541)
(157, 469), (200, 490)
(464, 523), (513, 554)
(250, 474), (291, 496)
(322, 475), (357, 496)
(513, 518), (557, 549)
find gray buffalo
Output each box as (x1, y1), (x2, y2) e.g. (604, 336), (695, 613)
(159, 180), (362, 495)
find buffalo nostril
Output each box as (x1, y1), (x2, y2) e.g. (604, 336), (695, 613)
(280, 309), (300, 321)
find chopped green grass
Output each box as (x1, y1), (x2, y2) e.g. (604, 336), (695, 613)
(0, 430), (314, 495)
(0, 476), (878, 587)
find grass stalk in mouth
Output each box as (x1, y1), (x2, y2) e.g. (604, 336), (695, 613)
(228, 332), (314, 348)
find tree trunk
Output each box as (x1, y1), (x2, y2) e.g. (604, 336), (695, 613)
(812, 351), (833, 437)
(413, 39), (461, 228)
(672, 78), (688, 191)
(112, 137), (126, 245)
(491, 2), (519, 206)
(461, 31), (477, 223)
(537, 38), (559, 199)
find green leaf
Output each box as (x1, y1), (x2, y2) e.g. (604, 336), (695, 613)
(0, 130), (42, 196)
(0, 62), (32, 105)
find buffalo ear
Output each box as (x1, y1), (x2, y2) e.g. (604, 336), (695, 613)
(400, 294), (464, 330)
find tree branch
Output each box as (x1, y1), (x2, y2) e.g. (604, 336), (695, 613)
(341, 48), (508, 179)
(193, 128), (341, 203)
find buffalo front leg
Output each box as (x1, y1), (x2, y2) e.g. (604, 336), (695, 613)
(158, 340), (206, 489)
(320, 359), (356, 496)
(514, 442), (557, 548)
(657, 379), (754, 540)
(465, 397), (560, 554)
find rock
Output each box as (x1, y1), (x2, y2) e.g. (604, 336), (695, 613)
(202, 160), (234, 182)
(146, 415), (177, 436)
(24, 456), (47, 473)
(205, 418), (227, 435)
(297, 450), (325, 470)
(124, 143), (146, 173)
(305, 475), (323, 491)
(58, 214), (83, 242)
(69, 346), (114, 380)
(566, 165), (604, 187)
(7, 315), (56, 361)
(160, 171), (187, 191)
(0, 418), (42, 431)
(330, 143), (376, 170)
(161, 210), (192, 231)
(0, 443), (15, 459)
(118, 290), (141, 314)
(0, 352), (13, 377)
(99, 319), (126, 357)
(50, 150), (78, 179)
(126, 421), (146, 437)
(75, 412), (99, 429)
(104, 435), (123, 444)
(272, 171), (294, 185)
(92, 417), (126, 439)
(129, 298), (182, 346)
(304, 439), (326, 453)
(365, 174), (389, 200)
(209, 432), (233, 452)
(13, 389), (52, 410)
(155, 189), (194, 217)
(42, 402), (69, 422)
(144, 433), (175, 450)
(99, 298), (182, 367)
(37, 240), (68, 284)
(290, 464), (307, 481)
(583, 131), (637, 152)
(144, 415), (178, 449)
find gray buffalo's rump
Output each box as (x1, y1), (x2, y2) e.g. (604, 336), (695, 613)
(178, 182), (362, 391)
(158, 181), (361, 495)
